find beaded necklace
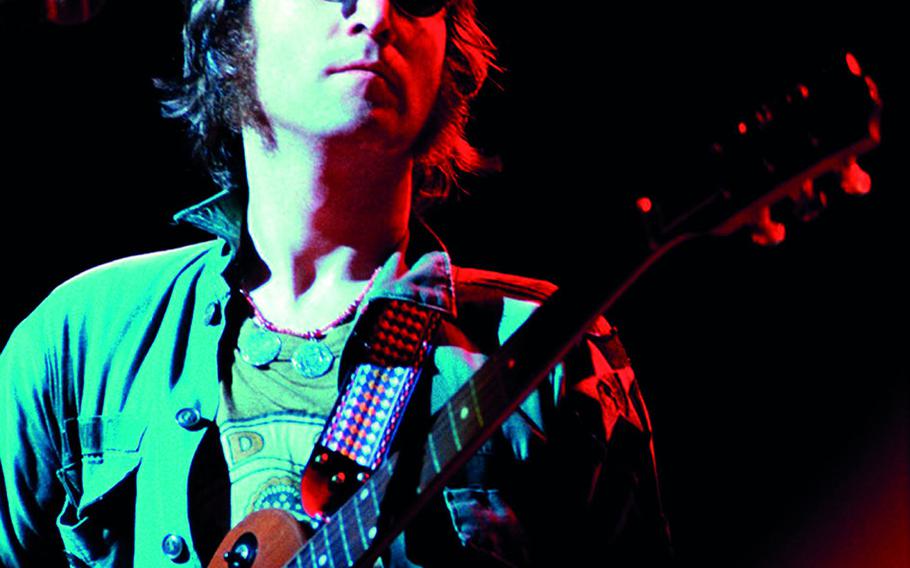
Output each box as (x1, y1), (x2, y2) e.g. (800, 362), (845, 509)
(236, 266), (383, 378)
(239, 266), (382, 339)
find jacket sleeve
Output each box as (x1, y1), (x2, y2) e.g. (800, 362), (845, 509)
(1, 303), (70, 566)
(440, 270), (672, 566)
(539, 317), (674, 566)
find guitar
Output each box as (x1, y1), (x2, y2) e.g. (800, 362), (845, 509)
(208, 51), (883, 568)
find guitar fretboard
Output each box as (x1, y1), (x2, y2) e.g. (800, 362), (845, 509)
(291, 319), (555, 568)
(289, 455), (397, 568)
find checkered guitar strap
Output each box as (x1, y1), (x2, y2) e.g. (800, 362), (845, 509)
(299, 299), (442, 525)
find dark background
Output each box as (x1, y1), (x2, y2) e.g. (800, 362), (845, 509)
(1, 2), (907, 566)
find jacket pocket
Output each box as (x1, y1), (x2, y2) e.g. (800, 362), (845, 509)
(442, 487), (530, 567)
(55, 415), (144, 566)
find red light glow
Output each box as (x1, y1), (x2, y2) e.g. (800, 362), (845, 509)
(798, 84), (810, 99)
(841, 158), (871, 195)
(845, 52), (863, 77)
(738, 122), (748, 135)
(869, 118), (881, 143)
(636, 197), (653, 214)
(865, 76), (882, 106)
(751, 206), (786, 246)
(45, 0), (96, 24)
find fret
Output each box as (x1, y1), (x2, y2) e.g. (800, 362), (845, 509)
(321, 526), (336, 568)
(336, 509), (354, 568)
(360, 460), (391, 550)
(468, 377), (485, 428)
(385, 458), (397, 477)
(307, 531), (319, 568)
(370, 481), (381, 518)
(426, 430), (442, 473)
(353, 491), (370, 549)
(445, 401), (462, 451)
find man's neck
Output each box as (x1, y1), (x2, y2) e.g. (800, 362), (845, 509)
(240, 125), (413, 332)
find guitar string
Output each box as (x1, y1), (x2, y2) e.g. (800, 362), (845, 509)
(297, 458), (396, 566)
(324, 371), (503, 560)
(297, 373), (506, 567)
(294, 353), (521, 565)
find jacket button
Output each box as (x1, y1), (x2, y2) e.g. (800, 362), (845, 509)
(161, 533), (187, 562)
(175, 407), (203, 430)
(204, 300), (222, 326)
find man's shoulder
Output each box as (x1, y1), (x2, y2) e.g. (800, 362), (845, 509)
(449, 264), (616, 344)
(451, 265), (557, 304)
(35, 240), (221, 324)
(62, 240), (216, 286)
(2, 240), (223, 379)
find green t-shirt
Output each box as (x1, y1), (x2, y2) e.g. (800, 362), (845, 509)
(216, 316), (354, 526)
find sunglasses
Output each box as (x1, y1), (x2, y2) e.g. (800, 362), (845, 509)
(393, 0), (449, 17)
(327, 0), (450, 18)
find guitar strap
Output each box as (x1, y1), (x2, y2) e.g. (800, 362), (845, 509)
(299, 298), (442, 523)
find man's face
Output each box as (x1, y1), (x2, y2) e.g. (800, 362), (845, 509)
(248, 0), (447, 155)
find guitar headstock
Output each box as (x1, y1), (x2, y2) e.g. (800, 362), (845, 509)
(637, 50), (883, 248)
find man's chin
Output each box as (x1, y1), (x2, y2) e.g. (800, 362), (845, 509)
(263, 106), (416, 153)
(324, 109), (415, 148)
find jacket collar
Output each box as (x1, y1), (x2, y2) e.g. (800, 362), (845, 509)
(173, 190), (456, 317)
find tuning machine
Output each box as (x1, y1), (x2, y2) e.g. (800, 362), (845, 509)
(749, 205), (787, 246)
(792, 178), (828, 223)
(791, 154), (872, 224)
(840, 155), (872, 196)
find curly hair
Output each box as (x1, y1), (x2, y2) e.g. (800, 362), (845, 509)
(155, 0), (498, 210)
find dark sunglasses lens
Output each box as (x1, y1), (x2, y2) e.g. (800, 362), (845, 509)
(394, 0), (447, 17)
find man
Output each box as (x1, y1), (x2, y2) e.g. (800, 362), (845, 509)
(1, 0), (672, 566)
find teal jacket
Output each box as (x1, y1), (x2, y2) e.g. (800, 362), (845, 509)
(1, 190), (671, 567)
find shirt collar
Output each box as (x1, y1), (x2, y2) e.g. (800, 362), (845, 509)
(173, 190), (456, 317)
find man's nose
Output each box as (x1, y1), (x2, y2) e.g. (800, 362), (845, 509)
(344, 0), (394, 44)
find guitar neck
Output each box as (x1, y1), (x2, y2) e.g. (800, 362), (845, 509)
(285, 50), (884, 568)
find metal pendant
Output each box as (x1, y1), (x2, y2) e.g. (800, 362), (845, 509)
(238, 324), (282, 367)
(291, 341), (335, 379)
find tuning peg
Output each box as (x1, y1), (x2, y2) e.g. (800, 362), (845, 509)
(750, 205), (786, 246)
(793, 179), (828, 222)
(840, 156), (872, 195)
(635, 196), (663, 251)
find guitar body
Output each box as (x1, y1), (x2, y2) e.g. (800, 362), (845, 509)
(209, 509), (307, 568)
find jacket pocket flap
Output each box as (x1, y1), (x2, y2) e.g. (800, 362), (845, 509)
(78, 452), (141, 517)
(59, 414), (146, 517)
(75, 415), (147, 454)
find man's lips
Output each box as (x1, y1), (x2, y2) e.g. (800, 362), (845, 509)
(327, 61), (399, 94)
